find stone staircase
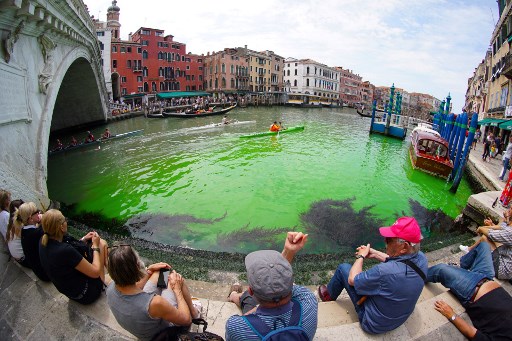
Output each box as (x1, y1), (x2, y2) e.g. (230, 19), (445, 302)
(1, 245), (511, 340)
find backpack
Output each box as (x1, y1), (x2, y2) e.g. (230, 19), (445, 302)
(242, 299), (310, 341)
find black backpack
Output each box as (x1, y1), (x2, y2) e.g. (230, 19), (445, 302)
(242, 299), (310, 341)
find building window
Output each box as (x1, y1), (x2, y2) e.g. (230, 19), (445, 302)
(142, 40), (149, 46)
(112, 60), (117, 68)
(127, 47), (132, 53)
(143, 50), (148, 59)
(122, 88), (127, 95)
(306, 79), (309, 86)
(138, 86), (143, 92)
(294, 69), (297, 76)
(127, 60), (132, 68)
(97, 31), (105, 37)
(121, 46), (126, 53)
(141, 29), (150, 35)
(137, 76), (143, 82)
(156, 31), (163, 36)
(501, 87), (508, 107)
(137, 47), (142, 54)
(294, 80), (297, 86)
(112, 46), (117, 53)
(99, 42), (104, 50)
(121, 76), (127, 83)
(186, 65), (190, 70)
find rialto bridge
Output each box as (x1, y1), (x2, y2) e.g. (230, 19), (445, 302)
(0, 0), (108, 207)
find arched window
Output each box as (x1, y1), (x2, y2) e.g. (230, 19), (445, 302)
(215, 79), (218, 89)
(143, 50), (148, 59)
(160, 82), (164, 91)
(287, 70), (290, 76)
(209, 79), (212, 88)
(294, 80), (297, 86)
(159, 67), (164, 77)
(158, 52), (162, 60)
(231, 65), (234, 74)
(306, 79), (309, 86)
(176, 53), (180, 61)
(222, 78), (226, 87)
(176, 82), (180, 90)
(222, 63), (226, 73)
(307, 66), (310, 74)
(152, 82), (157, 91)
(144, 82), (149, 92)
(231, 78), (235, 88)
(143, 67), (148, 77)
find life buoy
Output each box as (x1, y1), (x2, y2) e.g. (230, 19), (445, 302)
(112, 109), (120, 116)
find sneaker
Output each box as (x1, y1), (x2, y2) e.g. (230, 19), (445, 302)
(459, 245), (469, 254)
(318, 285), (333, 302)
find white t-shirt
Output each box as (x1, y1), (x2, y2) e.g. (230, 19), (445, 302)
(0, 210), (8, 240)
(8, 234), (24, 260)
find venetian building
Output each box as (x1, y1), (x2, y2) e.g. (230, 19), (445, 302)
(336, 67), (362, 107)
(203, 48), (249, 96)
(465, 50), (491, 116)
(360, 81), (375, 108)
(283, 58), (340, 102)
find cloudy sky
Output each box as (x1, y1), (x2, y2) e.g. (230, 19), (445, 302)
(85, 0), (497, 112)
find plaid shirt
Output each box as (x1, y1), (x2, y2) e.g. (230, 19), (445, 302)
(489, 227), (512, 279)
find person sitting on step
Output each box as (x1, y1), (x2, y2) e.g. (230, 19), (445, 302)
(428, 242), (512, 339)
(225, 232), (318, 341)
(317, 217), (428, 334)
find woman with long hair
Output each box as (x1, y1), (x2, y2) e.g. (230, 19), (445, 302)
(12, 202), (50, 281)
(39, 209), (108, 304)
(106, 244), (201, 340)
(6, 202), (38, 267)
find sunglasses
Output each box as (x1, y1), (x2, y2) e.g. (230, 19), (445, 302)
(108, 243), (131, 250)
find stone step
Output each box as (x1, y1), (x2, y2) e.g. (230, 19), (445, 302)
(3, 244), (510, 340)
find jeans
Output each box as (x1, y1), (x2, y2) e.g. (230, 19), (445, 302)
(327, 263), (365, 320)
(500, 157), (510, 180)
(427, 243), (495, 305)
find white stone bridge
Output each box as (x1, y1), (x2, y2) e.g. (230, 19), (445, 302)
(0, 0), (108, 207)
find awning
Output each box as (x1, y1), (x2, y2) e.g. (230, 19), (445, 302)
(478, 118), (506, 126)
(499, 120), (512, 130)
(157, 91), (210, 99)
(123, 93), (146, 99)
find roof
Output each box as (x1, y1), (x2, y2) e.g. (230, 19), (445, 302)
(156, 91), (210, 99)
(413, 129), (449, 146)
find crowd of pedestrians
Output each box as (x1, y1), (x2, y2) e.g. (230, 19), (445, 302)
(1, 186), (511, 340)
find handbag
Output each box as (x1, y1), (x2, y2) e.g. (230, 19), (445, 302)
(151, 318), (224, 341)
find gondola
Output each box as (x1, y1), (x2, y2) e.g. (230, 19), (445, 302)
(163, 104), (237, 118)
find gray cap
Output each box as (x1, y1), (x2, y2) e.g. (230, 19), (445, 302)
(245, 250), (293, 302)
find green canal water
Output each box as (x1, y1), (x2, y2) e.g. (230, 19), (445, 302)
(47, 107), (473, 254)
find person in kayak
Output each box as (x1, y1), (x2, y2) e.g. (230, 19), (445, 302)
(270, 122), (280, 132)
(85, 131), (95, 143)
(222, 116), (231, 125)
(279, 121), (287, 130)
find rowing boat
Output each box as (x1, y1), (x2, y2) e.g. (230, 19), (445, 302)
(239, 126), (305, 139)
(49, 129), (144, 156)
(188, 120), (256, 131)
(163, 104), (237, 118)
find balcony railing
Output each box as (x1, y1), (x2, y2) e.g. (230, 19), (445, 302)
(501, 54), (512, 79)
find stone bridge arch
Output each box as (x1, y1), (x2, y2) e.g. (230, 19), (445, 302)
(0, 1), (109, 208)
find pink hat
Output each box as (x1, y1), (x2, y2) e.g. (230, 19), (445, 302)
(379, 217), (422, 243)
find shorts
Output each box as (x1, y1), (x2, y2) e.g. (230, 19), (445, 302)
(144, 280), (178, 307)
(73, 277), (104, 305)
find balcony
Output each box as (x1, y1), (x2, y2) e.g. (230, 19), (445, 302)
(501, 54), (512, 79)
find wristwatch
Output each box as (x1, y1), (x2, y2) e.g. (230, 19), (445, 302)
(355, 255), (365, 259)
(91, 247), (100, 253)
(449, 314), (456, 322)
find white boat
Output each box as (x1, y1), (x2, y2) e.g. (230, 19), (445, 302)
(188, 120), (256, 131)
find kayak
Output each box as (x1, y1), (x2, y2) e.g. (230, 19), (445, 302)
(49, 129), (144, 156)
(188, 120), (256, 131)
(239, 126), (305, 139)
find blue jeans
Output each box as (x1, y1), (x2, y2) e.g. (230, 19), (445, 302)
(500, 157), (510, 180)
(327, 263), (365, 320)
(427, 243), (495, 305)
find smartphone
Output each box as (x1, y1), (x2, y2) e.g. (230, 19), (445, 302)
(157, 268), (170, 288)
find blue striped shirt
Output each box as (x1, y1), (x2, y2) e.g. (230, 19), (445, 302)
(225, 285), (318, 341)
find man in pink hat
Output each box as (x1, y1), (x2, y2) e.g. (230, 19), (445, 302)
(318, 217), (428, 334)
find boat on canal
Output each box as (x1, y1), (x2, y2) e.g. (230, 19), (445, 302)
(49, 129), (144, 156)
(188, 120), (256, 131)
(409, 127), (453, 178)
(239, 125), (305, 138)
(162, 104), (237, 118)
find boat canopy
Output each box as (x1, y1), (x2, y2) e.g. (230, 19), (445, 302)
(157, 91), (210, 99)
